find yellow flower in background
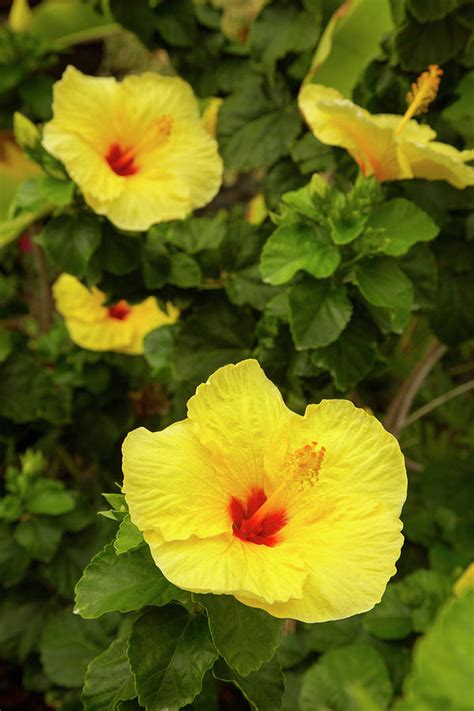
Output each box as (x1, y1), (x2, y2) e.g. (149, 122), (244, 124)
(299, 65), (474, 189)
(53, 274), (179, 355)
(43, 66), (223, 231)
(201, 97), (223, 139)
(122, 359), (406, 622)
(454, 563), (474, 597)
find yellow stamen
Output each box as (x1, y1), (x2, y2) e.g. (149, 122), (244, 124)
(113, 114), (173, 168)
(247, 442), (326, 526)
(396, 65), (443, 136)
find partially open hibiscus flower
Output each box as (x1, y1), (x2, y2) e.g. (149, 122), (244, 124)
(122, 360), (406, 622)
(43, 66), (223, 231)
(53, 274), (179, 355)
(299, 65), (474, 189)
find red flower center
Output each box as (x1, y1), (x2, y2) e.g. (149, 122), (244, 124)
(229, 487), (287, 547)
(108, 300), (131, 320)
(105, 143), (139, 176)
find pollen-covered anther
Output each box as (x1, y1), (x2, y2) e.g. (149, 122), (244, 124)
(287, 440), (326, 490)
(156, 114), (173, 136)
(396, 64), (443, 135)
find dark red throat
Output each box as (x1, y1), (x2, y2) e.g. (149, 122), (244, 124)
(229, 487), (287, 547)
(106, 143), (139, 176)
(108, 300), (131, 320)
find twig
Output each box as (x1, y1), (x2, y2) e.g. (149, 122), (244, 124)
(384, 339), (447, 437)
(402, 379), (474, 429)
(32, 242), (54, 333)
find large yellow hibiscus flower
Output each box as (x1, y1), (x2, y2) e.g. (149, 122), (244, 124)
(299, 65), (474, 189)
(122, 359), (406, 622)
(53, 274), (179, 355)
(43, 66), (223, 231)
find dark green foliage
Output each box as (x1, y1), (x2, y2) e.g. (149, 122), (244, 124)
(1, 0), (473, 709)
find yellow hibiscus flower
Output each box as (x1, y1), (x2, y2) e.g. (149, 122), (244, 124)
(122, 359), (406, 622)
(299, 65), (474, 189)
(42, 66), (223, 231)
(53, 273), (179, 355)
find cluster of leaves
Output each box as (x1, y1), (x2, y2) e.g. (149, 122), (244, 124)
(0, 0), (473, 709)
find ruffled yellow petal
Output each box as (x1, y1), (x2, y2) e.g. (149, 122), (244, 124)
(298, 84), (408, 181)
(66, 318), (135, 353)
(144, 527), (307, 604)
(237, 490), (403, 622)
(277, 399), (407, 519)
(186, 360), (292, 496)
(122, 423), (232, 541)
(454, 562), (474, 597)
(53, 273), (106, 323)
(399, 139), (474, 189)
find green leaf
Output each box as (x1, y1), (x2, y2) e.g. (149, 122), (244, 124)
(355, 258), (414, 317)
(143, 325), (176, 372)
(75, 543), (185, 618)
(261, 222), (340, 285)
(443, 71), (474, 145)
(0, 522), (30, 586)
(25, 478), (76, 515)
(82, 637), (136, 711)
(128, 606), (217, 710)
(407, 0), (459, 22)
(395, 14), (469, 71)
(39, 214), (102, 278)
(40, 609), (113, 688)
(367, 198), (439, 257)
(312, 314), (378, 391)
(13, 111), (40, 152)
(289, 280), (352, 349)
(430, 243), (474, 344)
(0, 206), (52, 248)
(114, 514), (143, 555)
(398, 591), (474, 710)
(329, 213), (367, 245)
(226, 265), (280, 310)
(304, 0), (393, 98)
(38, 175), (75, 207)
(174, 300), (254, 385)
(217, 76), (301, 171)
(0, 595), (49, 663)
(213, 657), (285, 711)
(160, 214), (227, 253)
(300, 643), (393, 711)
(249, 5), (317, 76)
(400, 244), (438, 309)
(99, 226), (141, 276)
(14, 517), (63, 563)
(195, 594), (284, 676)
(169, 252), (202, 288)
(363, 586), (413, 641)
(304, 616), (363, 653)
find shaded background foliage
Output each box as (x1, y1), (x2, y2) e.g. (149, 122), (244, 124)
(0, 0), (473, 709)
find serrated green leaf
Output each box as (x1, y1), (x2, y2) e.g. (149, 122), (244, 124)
(82, 637), (136, 711)
(300, 643), (393, 711)
(363, 586), (413, 641)
(355, 258), (414, 317)
(218, 76), (301, 171)
(114, 514), (143, 555)
(312, 314), (378, 390)
(261, 222), (340, 285)
(367, 198), (439, 257)
(40, 609), (113, 688)
(289, 280), (352, 349)
(129, 606), (217, 711)
(195, 594), (284, 676)
(25, 478), (76, 515)
(213, 657), (285, 711)
(75, 543), (184, 618)
(397, 591), (474, 710)
(14, 517), (63, 563)
(39, 213), (102, 278)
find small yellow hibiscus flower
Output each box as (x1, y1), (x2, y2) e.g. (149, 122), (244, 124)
(122, 359), (406, 622)
(53, 273), (179, 355)
(299, 65), (474, 189)
(42, 66), (223, 231)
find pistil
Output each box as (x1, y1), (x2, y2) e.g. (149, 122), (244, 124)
(396, 65), (443, 136)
